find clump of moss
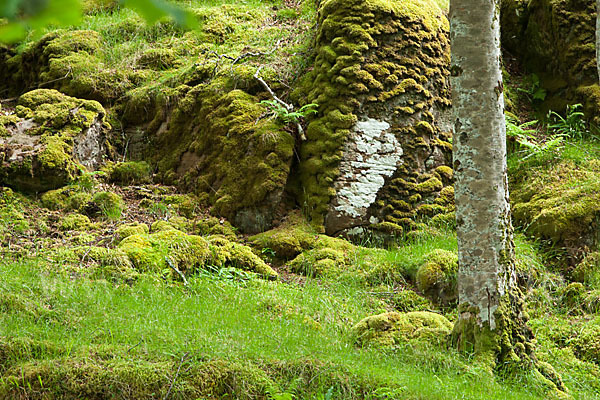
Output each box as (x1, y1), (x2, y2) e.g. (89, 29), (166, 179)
(91, 191), (124, 220)
(289, 247), (348, 277)
(159, 194), (200, 219)
(391, 289), (433, 312)
(118, 229), (277, 278)
(572, 252), (600, 286)
(109, 161), (152, 185)
(40, 186), (92, 211)
(249, 213), (319, 259)
(119, 229), (211, 274)
(59, 213), (92, 231)
(191, 216), (236, 238)
(570, 323), (600, 364)
(415, 249), (458, 305)
(114, 222), (149, 243)
(511, 160), (600, 263)
(207, 236), (277, 279)
(558, 282), (586, 313)
(351, 311), (452, 347)
(136, 48), (181, 70)
(0, 188), (30, 238)
(249, 212), (353, 262)
(151, 220), (178, 233)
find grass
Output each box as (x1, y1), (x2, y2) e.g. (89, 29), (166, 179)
(0, 256), (549, 400)
(1, 225), (598, 399)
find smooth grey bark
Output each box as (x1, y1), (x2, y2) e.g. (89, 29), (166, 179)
(450, 0), (516, 332)
(597, 0), (600, 82)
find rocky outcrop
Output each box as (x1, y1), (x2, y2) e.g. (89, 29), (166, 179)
(0, 89), (109, 192)
(501, 0), (599, 119)
(292, 0), (453, 235)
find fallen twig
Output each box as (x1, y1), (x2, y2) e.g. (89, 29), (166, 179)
(254, 66), (306, 141)
(166, 256), (188, 285)
(164, 352), (189, 400)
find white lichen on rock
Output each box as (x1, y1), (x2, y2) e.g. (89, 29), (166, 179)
(325, 118), (403, 233)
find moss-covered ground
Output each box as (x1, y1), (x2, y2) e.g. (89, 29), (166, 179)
(2, 0), (600, 399)
(1, 169), (600, 399)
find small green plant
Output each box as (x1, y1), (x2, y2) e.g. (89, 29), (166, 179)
(261, 101), (319, 125)
(74, 168), (106, 193)
(516, 73), (546, 102)
(548, 103), (589, 140)
(149, 202), (170, 219)
(506, 115), (564, 160)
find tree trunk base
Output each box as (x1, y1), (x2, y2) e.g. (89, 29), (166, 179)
(451, 287), (567, 394)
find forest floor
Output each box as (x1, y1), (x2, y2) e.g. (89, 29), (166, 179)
(2, 0), (600, 399)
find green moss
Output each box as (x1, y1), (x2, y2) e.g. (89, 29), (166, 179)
(136, 48), (180, 70)
(511, 161), (600, 266)
(0, 89), (108, 193)
(114, 222), (150, 243)
(147, 72), (295, 232)
(558, 283), (586, 313)
(391, 289), (433, 312)
(59, 213), (92, 231)
(249, 212), (318, 260)
(291, 0), (451, 229)
(351, 311), (452, 347)
(118, 229), (276, 278)
(40, 186), (91, 211)
(289, 247), (348, 277)
(92, 191), (124, 220)
(119, 229), (211, 274)
(151, 220), (178, 232)
(207, 236), (277, 278)
(191, 216), (237, 239)
(415, 249), (458, 305)
(109, 161), (152, 185)
(571, 252), (600, 286)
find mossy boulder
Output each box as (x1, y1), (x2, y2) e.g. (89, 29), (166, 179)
(291, 0), (453, 233)
(351, 311), (452, 347)
(289, 247), (349, 277)
(391, 289), (433, 312)
(108, 161), (152, 185)
(511, 160), (600, 263)
(118, 229), (211, 274)
(118, 229), (277, 278)
(500, 0), (597, 118)
(40, 186), (92, 211)
(191, 216), (237, 239)
(59, 213), (92, 231)
(415, 249), (458, 305)
(206, 235), (278, 278)
(114, 222), (150, 243)
(0, 30), (135, 103)
(248, 212), (318, 259)
(143, 68), (294, 234)
(0, 89), (109, 193)
(249, 212), (354, 262)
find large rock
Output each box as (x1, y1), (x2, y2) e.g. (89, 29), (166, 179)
(501, 0), (599, 119)
(0, 89), (109, 192)
(145, 75), (295, 234)
(292, 0), (453, 235)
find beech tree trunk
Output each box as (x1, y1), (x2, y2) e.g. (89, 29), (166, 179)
(449, 0), (532, 364)
(597, 0), (600, 82)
